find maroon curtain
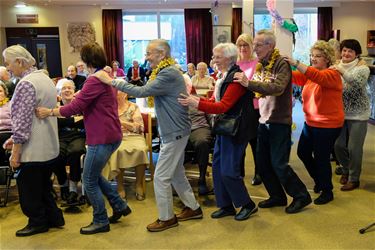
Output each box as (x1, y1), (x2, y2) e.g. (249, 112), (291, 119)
(317, 7), (332, 41)
(184, 9), (212, 65)
(102, 9), (124, 66)
(232, 8), (242, 43)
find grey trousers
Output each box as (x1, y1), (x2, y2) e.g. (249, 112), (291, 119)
(154, 135), (200, 220)
(334, 120), (368, 182)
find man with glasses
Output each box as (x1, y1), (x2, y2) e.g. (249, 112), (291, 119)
(234, 29), (311, 214)
(94, 39), (202, 232)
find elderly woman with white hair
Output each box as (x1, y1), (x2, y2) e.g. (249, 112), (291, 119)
(191, 62), (215, 92)
(2, 45), (64, 236)
(179, 43), (258, 221)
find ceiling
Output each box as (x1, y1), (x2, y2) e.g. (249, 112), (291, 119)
(1, 0), (374, 8)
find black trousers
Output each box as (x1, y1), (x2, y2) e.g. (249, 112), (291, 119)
(17, 161), (63, 227)
(53, 137), (86, 184)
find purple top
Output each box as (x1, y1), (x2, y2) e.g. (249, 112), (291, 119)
(60, 75), (122, 145)
(11, 68), (37, 144)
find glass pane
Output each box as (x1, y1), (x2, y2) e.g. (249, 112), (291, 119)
(254, 14), (272, 34)
(123, 14), (158, 71)
(160, 13), (187, 69)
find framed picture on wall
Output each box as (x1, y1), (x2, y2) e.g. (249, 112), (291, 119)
(213, 25), (231, 46)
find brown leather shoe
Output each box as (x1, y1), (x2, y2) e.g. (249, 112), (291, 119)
(339, 174), (349, 185)
(341, 181), (360, 191)
(176, 207), (203, 221)
(146, 216), (178, 232)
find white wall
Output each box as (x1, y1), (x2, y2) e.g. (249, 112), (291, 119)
(333, 2), (375, 55)
(0, 5), (103, 74)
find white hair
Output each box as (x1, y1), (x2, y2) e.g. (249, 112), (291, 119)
(2, 45), (36, 68)
(56, 78), (75, 95)
(213, 43), (238, 65)
(149, 39), (171, 58)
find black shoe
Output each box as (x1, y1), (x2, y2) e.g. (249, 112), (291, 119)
(251, 174), (262, 186)
(109, 206), (132, 223)
(16, 225), (49, 237)
(66, 191), (78, 205)
(198, 183), (212, 196)
(285, 196), (312, 214)
(313, 185), (321, 194)
(335, 166), (343, 175)
(80, 223), (110, 235)
(234, 206), (258, 221)
(60, 186), (69, 201)
(211, 207), (236, 219)
(258, 198), (287, 208)
(314, 191), (334, 205)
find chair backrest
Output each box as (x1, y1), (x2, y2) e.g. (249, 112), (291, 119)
(141, 112), (154, 179)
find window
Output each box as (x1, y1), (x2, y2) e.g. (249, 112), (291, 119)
(254, 10), (317, 64)
(123, 12), (187, 71)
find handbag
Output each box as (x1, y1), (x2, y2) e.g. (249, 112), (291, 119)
(212, 112), (241, 137)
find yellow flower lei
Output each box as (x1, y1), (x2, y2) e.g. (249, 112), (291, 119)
(0, 97), (9, 107)
(147, 57), (176, 107)
(253, 48), (280, 98)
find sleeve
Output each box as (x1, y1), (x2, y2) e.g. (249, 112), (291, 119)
(304, 67), (342, 90)
(132, 104), (145, 134)
(247, 60), (291, 96)
(127, 68), (132, 80)
(291, 70), (308, 86)
(342, 65), (370, 89)
(112, 69), (174, 97)
(198, 83), (246, 114)
(60, 77), (105, 117)
(11, 81), (36, 144)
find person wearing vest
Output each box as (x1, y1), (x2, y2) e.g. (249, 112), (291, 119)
(36, 43), (131, 235)
(234, 29), (312, 214)
(2, 45), (64, 237)
(179, 43), (259, 221)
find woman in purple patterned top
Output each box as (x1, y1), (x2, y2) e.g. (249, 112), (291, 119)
(3, 45), (64, 237)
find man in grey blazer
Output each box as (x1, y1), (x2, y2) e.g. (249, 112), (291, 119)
(95, 39), (202, 232)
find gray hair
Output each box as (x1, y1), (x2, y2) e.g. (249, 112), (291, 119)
(256, 29), (276, 48)
(2, 45), (36, 68)
(213, 43), (238, 65)
(56, 78), (75, 95)
(149, 39), (171, 58)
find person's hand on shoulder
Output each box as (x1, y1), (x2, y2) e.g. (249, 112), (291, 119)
(233, 72), (249, 87)
(94, 70), (113, 85)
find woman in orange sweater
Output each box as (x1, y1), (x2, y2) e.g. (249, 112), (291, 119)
(286, 40), (344, 205)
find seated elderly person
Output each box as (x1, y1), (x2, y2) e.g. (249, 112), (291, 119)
(102, 91), (149, 201)
(186, 105), (213, 195)
(0, 66), (15, 98)
(0, 82), (12, 165)
(76, 61), (89, 78)
(126, 60), (145, 86)
(66, 65), (86, 90)
(53, 79), (86, 204)
(111, 60), (126, 79)
(191, 62), (215, 94)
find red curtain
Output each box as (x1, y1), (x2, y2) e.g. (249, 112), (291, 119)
(102, 9), (124, 66)
(318, 7), (332, 41)
(232, 8), (242, 43)
(184, 9), (213, 65)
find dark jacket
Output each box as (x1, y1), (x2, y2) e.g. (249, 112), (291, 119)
(219, 64), (258, 144)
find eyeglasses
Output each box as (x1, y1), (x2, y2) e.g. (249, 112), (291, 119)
(237, 44), (250, 48)
(310, 54), (325, 59)
(145, 51), (160, 57)
(211, 55), (224, 60)
(253, 43), (269, 49)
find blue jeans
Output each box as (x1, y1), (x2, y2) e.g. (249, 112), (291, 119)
(83, 141), (127, 224)
(257, 124), (309, 201)
(297, 123), (341, 192)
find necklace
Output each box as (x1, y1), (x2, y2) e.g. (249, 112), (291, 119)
(253, 49), (280, 98)
(0, 97), (9, 107)
(147, 57), (176, 107)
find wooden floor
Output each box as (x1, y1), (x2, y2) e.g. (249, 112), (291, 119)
(0, 101), (374, 249)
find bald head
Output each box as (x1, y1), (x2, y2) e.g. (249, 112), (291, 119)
(67, 65), (77, 79)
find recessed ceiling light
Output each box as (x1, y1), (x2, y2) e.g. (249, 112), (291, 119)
(15, 2), (27, 8)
